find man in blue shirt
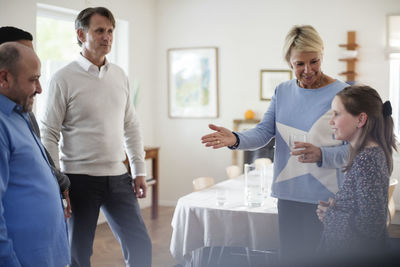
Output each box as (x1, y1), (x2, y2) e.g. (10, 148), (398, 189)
(0, 26), (72, 219)
(0, 42), (70, 266)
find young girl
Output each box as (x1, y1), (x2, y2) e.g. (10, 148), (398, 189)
(317, 85), (397, 257)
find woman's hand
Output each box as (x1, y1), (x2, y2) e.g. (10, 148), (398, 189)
(316, 198), (335, 222)
(291, 142), (322, 163)
(201, 124), (237, 149)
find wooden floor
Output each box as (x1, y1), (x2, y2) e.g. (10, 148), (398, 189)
(91, 206), (400, 267)
(92, 206), (178, 267)
(388, 223), (400, 238)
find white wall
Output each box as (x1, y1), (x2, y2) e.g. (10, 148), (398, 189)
(155, 0), (400, 205)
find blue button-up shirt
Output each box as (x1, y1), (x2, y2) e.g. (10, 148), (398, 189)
(0, 94), (70, 267)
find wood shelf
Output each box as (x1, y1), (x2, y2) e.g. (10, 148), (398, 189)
(339, 71), (358, 75)
(338, 31), (359, 83)
(233, 119), (260, 130)
(339, 58), (358, 62)
(339, 44), (359, 50)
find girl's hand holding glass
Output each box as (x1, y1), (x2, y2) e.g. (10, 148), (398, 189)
(291, 140), (322, 163)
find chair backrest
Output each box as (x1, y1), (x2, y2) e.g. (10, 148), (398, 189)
(388, 178), (398, 226)
(193, 177), (215, 191)
(226, 165), (242, 179)
(254, 158), (272, 170)
(389, 178), (398, 199)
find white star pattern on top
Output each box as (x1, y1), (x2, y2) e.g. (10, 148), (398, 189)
(275, 110), (342, 193)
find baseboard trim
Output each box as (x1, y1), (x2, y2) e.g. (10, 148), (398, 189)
(159, 200), (177, 206)
(392, 210), (400, 224)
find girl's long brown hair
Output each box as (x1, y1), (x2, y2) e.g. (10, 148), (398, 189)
(337, 85), (397, 174)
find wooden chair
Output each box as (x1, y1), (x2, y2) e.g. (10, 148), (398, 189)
(254, 158), (272, 169)
(193, 177), (215, 191)
(388, 178), (398, 226)
(226, 165), (242, 179)
(191, 246), (278, 267)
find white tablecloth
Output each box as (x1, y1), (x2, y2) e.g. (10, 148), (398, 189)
(170, 173), (279, 263)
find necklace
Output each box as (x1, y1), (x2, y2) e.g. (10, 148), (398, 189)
(297, 72), (325, 89)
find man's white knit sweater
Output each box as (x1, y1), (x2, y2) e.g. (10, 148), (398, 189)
(39, 54), (146, 177)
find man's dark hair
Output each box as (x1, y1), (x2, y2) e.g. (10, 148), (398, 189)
(75, 7), (116, 47)
(0, 26), (33, 45)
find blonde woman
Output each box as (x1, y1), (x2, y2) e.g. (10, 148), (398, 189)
(202, 25), (349, 262)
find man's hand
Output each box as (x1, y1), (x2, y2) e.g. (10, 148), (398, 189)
(133, 176), (147, 198)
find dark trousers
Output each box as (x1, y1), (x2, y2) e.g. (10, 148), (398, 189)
(277, 199), (322, 264)
(67, 173), (152, 267)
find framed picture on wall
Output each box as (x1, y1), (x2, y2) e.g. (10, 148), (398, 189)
(260, 69), (292, 101)
(167, 47), (219, 118)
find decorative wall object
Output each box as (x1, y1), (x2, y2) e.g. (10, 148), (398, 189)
(338, 31), (359, 84)
(260, 69), (292, 100)
(167, 47), (219, 118)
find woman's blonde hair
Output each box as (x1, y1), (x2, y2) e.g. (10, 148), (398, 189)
(283, 25), (324, 66)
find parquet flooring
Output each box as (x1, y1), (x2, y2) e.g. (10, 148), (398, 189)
(388, 223), (400, 238)
(92, 206), (177, 267)
(91, 206), (400, 267)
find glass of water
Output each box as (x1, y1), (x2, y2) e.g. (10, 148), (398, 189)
(216, 189), (227, 206)
(244, 163), (264, 207)
(289, 133), (307, 152)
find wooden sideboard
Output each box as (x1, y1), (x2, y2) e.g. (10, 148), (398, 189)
(124, 146), (160, 220)
(232, 119), (260, 165)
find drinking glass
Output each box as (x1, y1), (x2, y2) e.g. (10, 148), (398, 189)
(216, 189), (227, 206)
(289, 133), (307, 152)
(244, 163), (264, 207)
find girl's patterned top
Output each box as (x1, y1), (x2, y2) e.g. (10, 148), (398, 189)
(320, 146), (389, 254)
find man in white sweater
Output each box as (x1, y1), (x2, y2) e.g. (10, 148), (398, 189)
(39, 7), (151, 267)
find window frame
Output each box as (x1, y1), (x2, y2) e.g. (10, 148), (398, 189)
(387, 15), (400, 136)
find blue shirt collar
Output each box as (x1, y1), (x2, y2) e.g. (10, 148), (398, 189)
(0, 93), (23, 116)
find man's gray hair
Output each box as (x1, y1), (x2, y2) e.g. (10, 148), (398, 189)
(0, 42), (21, 76)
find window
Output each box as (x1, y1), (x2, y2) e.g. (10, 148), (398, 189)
(388, 15), (400, 135)
(35, 3), (129, 116)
